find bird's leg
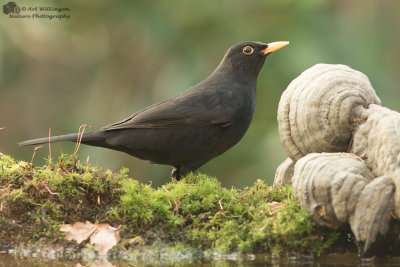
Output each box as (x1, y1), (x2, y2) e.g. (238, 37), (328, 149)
(172, 165), (198, 181)
(171, 167), (182, 181)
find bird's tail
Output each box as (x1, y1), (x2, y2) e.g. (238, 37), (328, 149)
(18, 131), (102, 146)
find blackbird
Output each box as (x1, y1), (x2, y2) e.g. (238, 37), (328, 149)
(19, 41), (289, 180)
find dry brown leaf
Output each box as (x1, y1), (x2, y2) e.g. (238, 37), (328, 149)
(90, 224), (121, 255)
(60, 221), (97, 244)
(60, 221), (121, 255)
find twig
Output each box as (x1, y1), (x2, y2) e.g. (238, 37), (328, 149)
(173, 197), (181, 213)
(73, 124), (90, 156)
(31, 146), (43, 165)
(41, 181), (59, 195)
(218, 198), (224, 210)
(162, 185), (170, 193)
(62, 166), (71, 174)
(48, 128), (52, 161)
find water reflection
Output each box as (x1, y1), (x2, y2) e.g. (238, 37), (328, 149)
(2, 253), (400, 267)
(76, 258), (116, 267)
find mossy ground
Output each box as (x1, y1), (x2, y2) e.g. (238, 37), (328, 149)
(0, 153), (348, 257)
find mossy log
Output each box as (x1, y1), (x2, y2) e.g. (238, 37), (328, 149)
(0, 153), (342, 261)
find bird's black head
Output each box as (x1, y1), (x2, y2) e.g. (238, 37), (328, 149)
(215, 41), (289, 77)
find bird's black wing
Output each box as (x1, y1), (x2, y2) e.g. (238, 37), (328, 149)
(102, 85), (237, 130)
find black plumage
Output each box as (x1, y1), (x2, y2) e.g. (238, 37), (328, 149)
(19, 41), (288, 179)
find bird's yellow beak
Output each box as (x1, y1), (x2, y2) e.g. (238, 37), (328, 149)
(261, 41), (289, 55)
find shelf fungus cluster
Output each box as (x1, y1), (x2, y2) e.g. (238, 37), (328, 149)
(274, 64), (400, 257)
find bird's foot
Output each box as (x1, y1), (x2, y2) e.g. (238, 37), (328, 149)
(171, 167), (182, 181)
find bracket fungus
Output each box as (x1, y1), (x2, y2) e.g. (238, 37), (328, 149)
(350, 104), (400, 218)
(273, 157), (294, 187)
(275, 64), (400, 257)
(292, 153), (373, 229)
(277, 64), (380, 160)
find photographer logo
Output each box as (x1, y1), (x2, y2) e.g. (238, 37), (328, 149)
(2, 1), (70, 20)
(3, 2), (20, 14)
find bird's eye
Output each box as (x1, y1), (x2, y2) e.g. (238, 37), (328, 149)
(242, 46), (254, 55)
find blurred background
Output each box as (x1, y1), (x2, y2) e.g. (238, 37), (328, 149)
(1, 0), (399, 187)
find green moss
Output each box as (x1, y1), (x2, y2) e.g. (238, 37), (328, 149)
(0, 153), (343, 255)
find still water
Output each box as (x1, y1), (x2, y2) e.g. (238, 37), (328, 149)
(2, 253), (400, 267)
